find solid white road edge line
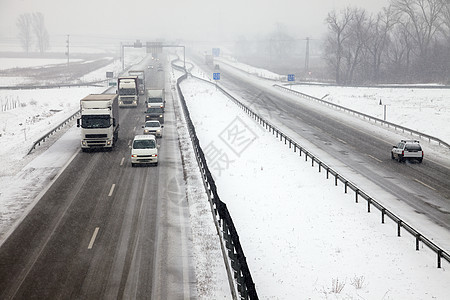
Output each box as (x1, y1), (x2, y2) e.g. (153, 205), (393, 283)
(88, 227), (100, 249)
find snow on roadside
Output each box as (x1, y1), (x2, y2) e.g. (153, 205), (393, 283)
(170, 70), (232, 299)
(180, 76), (450, 299)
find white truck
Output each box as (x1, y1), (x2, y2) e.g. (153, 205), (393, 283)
(117, 76), (139, 107)
(145, 88), (165, 110)
(128, 70), (145, 95)
(77, 94), (119, 151)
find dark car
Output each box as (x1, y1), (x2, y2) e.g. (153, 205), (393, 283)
(145, 107), (164, 124)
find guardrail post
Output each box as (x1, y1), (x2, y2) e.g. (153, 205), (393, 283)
(334, 174), (338, 186)
(355, 189), (359, 203)
(344, 181), (348, 193)
(326, 169), (329, 179)
(416, 234), (420, 251)
(318, 162), (321, 172)
(311, 158), (314, 167)
(367, 198), (371, 213)
(438, 250), (442, 268)
(381, 208), (385, 223)
(397, 221), (402, 237)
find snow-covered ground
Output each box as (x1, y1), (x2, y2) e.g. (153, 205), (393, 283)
(1, 50), (450, 299)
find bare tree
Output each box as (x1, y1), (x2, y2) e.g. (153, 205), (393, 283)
(32, 12), (49, 54)
(392, 0), (445, 59)
(341, 8), (372, 84)
(16, 14), (33, 54)
(324, 7), (355, 84)
(365, 6), (396, 83)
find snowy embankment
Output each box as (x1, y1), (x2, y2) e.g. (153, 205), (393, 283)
(178, 61), (450, 298)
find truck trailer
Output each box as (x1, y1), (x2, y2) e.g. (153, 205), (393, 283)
(128, 70), (145, 95)
(117, 76), (139, 107)
(77, 94), (119, 151)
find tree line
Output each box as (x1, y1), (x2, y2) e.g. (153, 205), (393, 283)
(16, 12), (49, 54)
(324, 0), (450, 85)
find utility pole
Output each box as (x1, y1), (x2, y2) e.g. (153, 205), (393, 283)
(304, 37), (310, 74)
(66, 35), (70, 67)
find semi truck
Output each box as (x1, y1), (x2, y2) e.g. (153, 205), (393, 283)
(77, 94), (119, 151)
(117, 76), (139, 107)
(145, 88), (165, 110)
(128, 70), (145, 95)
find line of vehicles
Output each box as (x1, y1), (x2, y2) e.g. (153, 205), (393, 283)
(76, 64), (166, 167)
(75, 63), (425, 167)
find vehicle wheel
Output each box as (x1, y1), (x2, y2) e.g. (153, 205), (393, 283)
(397, 155), (403, 163)
(131, 163), (136, 167)
(391, 152), (395, 159)
(418, 158), (423, 163)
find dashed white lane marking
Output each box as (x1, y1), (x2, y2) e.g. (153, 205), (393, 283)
(368, 155), (383, 163)
(120, 157), (125, 166)
(88, 227), (100, 249)
(108, 184), (116, 197)
(414, 178), (436, 191)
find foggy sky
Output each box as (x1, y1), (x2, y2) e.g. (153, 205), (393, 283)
(0, 0), (389, 43)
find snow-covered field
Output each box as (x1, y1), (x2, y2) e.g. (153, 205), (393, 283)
(1, 51), (450, 299)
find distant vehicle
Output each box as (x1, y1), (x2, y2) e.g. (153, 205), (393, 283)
(145, 89), (165, 110)
(128, 70), (145, 95)
(145, 107), (164, 124)
(77, 94), (119, 151)
(391, 140), (423, 163)
(143, 120), (163, 138)
(131, 135), (158, 167)
(117, 76), (139, 107)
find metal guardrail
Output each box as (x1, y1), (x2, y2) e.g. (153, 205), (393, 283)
(203, 79), (450, 269)
(27, 109), (80, 155)
(172, 61), (258, 299)
(274, 84), (450, 149)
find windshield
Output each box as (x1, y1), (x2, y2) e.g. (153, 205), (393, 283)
(148, 98), (162, 103)
(145, 121), (160, 127)
(146, 107), (163, 113)
(133, 139), (156, 149)
(81, 115), (111, 129)
(119, 88), (136, 95)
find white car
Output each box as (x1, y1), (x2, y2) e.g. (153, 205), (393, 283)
(391, 139), (423, 163)
(142, 120), (163, 138)
(131, 135), (158, 167)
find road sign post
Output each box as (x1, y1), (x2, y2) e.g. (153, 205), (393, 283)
(288, 74), (295, 89)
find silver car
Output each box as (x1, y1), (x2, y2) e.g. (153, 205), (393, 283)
(142, 120), (163, 138)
